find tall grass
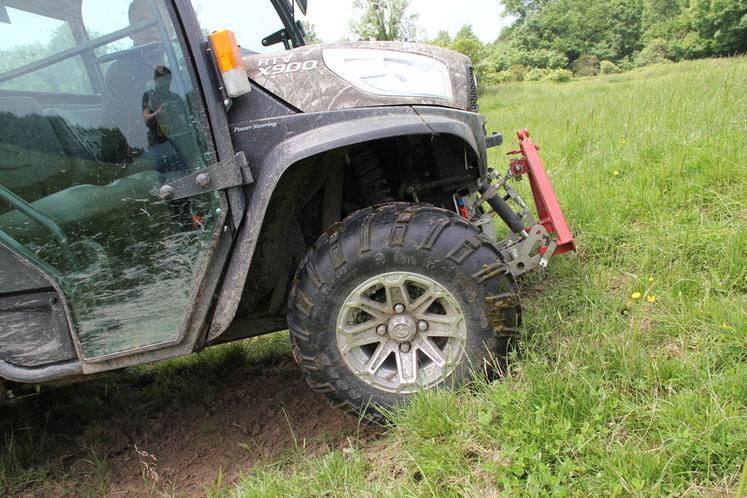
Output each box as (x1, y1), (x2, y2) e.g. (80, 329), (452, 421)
(230, 58), (747, 496)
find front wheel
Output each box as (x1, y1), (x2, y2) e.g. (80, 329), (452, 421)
(287, 203), (521, 417)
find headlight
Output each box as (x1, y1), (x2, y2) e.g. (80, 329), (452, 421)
(322, 48), (453, 101)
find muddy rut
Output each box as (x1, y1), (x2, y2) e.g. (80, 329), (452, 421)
(1, 343), (382, 497)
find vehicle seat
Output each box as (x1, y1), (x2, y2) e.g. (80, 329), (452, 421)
(0, 96), (70, 199)
(0, 96), (166, 247)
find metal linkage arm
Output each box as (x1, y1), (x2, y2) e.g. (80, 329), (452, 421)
(508, 129), (576, 255)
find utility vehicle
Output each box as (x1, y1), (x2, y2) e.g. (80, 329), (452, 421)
(0, 0), (574, 415)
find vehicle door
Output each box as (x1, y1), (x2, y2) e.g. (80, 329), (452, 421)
(0, 0), (224, 363)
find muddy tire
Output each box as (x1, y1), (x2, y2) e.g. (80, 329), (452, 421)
(287, 203), (521, 418)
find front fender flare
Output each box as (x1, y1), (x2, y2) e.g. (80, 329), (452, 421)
(209, 106), (486, 339)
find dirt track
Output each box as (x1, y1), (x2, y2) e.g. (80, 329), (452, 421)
(2, 345), (382, 497)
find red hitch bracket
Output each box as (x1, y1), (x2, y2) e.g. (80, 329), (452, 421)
(509, 129), (576, 255)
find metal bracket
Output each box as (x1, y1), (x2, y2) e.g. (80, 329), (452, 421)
(501, 224), (551, 276)
(159, 151), (253, 201)
(485, 132), (503, 149)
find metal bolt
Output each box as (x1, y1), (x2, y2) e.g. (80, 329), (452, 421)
(195, 173), (210, 188)
(399, 342), (411, 353)
(394, 303), (405, 314)
(417, 320), (429, 332)
(158, 184), (174, 200)
(376, 324), (388, 336)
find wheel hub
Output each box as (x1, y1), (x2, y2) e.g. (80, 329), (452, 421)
(388, 313), (417, 342)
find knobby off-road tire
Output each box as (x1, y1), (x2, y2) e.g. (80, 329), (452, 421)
(287, 203), (521, 418)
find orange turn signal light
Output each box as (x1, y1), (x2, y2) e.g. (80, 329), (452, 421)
(209, 29), (243, 72)
(208, 29), (251, 98)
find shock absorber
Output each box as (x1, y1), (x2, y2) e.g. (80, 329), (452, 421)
(351, 148), (392, 205)
(477, 171), (529, 239)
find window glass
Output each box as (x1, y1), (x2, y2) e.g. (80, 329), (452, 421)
(0, 57), (93, 94)
(192, 0), (307, 53)
(0, 7), (76, 54)
(0, 0), (220, 360)
(82, 2), (133, 40)
(0, 8), (91, 93)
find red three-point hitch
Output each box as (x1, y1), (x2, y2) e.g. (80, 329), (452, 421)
(509, 129), (576, 256)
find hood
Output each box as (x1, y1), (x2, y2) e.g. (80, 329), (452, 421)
(243, 42), (477, 113)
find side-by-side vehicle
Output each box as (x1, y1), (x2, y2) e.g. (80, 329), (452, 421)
(0, 0), (574, 416)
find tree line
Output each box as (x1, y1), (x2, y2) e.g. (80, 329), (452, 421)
(345, 0), (747, 83)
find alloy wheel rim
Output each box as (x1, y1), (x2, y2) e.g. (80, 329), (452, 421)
(336, 271), (467, 394)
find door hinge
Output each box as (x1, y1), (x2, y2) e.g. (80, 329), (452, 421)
(158, 151), (253, 201)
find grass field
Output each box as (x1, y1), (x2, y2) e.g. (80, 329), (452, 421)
(227, 58), (747, 496)
(2, 57), (746, 497)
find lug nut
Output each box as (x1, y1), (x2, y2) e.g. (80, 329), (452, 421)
(417, 320), (429, 332)
(399, 342), (411, 353)
(394, 303), (405, 314)
(376, 324), (388, 336)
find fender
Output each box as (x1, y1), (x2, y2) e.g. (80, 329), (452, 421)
(208, 105), (488, 339)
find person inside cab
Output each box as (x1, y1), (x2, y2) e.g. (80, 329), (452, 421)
(103, 0), (165, 157)
(143, 65), (188, 174)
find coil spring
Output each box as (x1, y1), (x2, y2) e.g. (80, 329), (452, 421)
(352, 149), (392, 205)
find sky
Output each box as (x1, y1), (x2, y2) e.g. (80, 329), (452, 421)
(306, 0), (514, 44)
(2, 1), (515, 54)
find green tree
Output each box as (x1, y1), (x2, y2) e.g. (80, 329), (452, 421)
(350, 0), (419, 41)
(450, 25), (484, 63)
(501, 0), (553, 18)
(499, 0), (644, 63)
(498, 0), (746, 69)
(688, 0), (747, 54)
(299, 20), (322, 44)
(430, 30), (452, 48)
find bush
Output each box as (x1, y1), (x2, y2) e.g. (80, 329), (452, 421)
(517, 48), (568, 69)
(474, 62), (498, 85)
(509, 64), (528, 81)
(493, 71), (516, 84)
(600, 60), (622, 74)
(479, 41), (520, 71)
(474, 62), (516, 86)
(571, 54), (600, 76)
(618, 57), (635, 71)
(668, 32), (709, 61)
(525, 67), (550, 81)
(490, 52), (516, 72)
(634, 39), (672, 67)
(543, 68), (573, 82)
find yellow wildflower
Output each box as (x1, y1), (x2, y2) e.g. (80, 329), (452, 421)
(613, 170), (620, 177)
(648, 276), (655, 282)
(631, 291), (642, 299)
(646, 295), (656, 303)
